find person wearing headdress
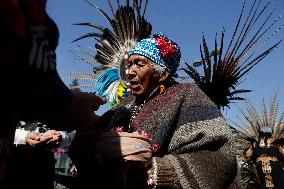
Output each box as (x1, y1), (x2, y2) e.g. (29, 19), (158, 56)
(245, 127), (284, 189)
(69, 32), (240, 189)
(232, 94), (284, 189)
(0, 0), (104, 185)
(243, 126), (284, 188)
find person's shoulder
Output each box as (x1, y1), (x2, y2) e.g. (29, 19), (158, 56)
(165, 83), (205, 100)
(173, 83), (204, 95)
(175, 83), (216, 106)
(167, 82), (194, 93)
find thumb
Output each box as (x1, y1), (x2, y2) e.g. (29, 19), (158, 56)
(27, 132), (40, 141)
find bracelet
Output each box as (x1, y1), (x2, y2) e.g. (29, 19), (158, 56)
(147, 157), (158, 188)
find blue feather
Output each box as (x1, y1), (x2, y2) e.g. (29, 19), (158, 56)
(93, 68), (119, 99)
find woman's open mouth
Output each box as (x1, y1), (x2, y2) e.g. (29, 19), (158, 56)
(130, 80), (141, 92)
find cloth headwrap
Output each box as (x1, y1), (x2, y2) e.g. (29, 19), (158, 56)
(128, 32), (181, 77)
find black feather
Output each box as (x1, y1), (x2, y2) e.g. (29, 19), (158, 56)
(183, 0), (283, 109)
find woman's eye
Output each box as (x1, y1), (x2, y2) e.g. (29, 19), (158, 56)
(137, 61), (145, 67)
(127, 63), (132, 68)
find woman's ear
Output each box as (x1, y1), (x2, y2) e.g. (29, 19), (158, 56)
(159, 69), (171, 83)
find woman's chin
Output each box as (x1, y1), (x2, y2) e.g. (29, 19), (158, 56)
(131, 85), (144, 96)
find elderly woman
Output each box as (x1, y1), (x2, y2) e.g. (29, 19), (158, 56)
(70, 33), (239, 189)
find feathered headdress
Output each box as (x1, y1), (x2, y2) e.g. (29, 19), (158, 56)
(182, 0), (284, 109)
(66, 0), (152, 108)
(231, 92), (284, 150)
(232, 92), (284, 188)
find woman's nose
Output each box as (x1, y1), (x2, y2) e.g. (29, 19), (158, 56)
(128, 64), (138, 75)
(127, 70), (135, 80)
(127, 67), (136, 80)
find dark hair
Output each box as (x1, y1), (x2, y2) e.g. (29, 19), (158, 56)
(259, 131), (272, 138)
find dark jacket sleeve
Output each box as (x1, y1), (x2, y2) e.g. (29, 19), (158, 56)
(14, 70), (73, 121)
(0, 0), (73, 122)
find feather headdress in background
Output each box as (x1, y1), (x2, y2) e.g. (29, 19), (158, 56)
(232, 92), (284, 150)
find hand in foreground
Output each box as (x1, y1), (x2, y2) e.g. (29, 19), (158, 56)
(46, 91), (106, 130)
(25, 130), (62, 148)
(25, 132), (41, 146)
(70, 131), (152, 163)
(39, 130), (62, 148)
(119, 132), (153, 162)
(68, 131), (152, 188)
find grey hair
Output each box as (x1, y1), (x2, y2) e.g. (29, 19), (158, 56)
(151, 62), (166, 76)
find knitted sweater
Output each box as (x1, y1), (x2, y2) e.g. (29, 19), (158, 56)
(105, 83), (239, 188)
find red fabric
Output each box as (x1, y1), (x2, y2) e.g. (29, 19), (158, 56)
(0, 0), (47, 40)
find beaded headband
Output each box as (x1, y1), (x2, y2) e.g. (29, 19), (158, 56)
(128, 32), (181, 77)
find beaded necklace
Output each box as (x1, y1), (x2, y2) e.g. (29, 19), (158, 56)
(128, 87), (159, 132)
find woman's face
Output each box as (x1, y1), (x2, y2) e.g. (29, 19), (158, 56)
(127, 54), (160, 97)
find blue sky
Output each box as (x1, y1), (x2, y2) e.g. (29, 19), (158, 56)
(46, 0), (284, 123)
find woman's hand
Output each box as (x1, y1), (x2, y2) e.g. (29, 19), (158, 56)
(68, 131), (153, 188)
(25, 130), (62, 148)
(40, 130), (62, 148)
(69, 131), (153, 163)
(25, 132), (41, 146)
(119, 132), (152, 162)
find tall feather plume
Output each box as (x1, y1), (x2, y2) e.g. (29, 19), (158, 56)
(233, 92), (284, 189)
(66, 0), (152, 108)
(269, 91), (279, 127)
(261, 97), (269, 127)
(244, 98), (262, 131)
(182, 0), (283, 109)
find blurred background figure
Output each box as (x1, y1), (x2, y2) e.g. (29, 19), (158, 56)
(245, 127), (284, 189)
(232, 93), (284, 189)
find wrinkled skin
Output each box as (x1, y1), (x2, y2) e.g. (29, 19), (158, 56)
(25, 130), (62, 148)
(127, 54), (160, 97)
